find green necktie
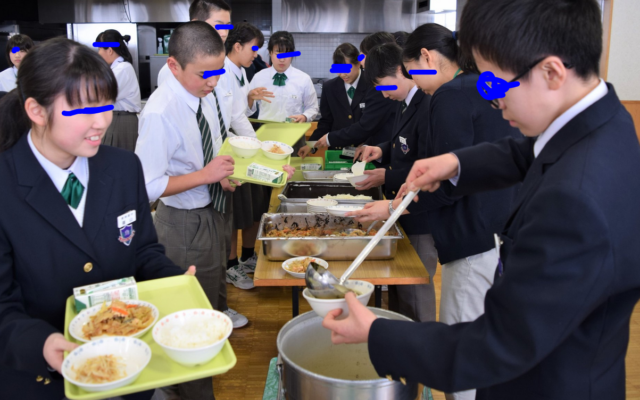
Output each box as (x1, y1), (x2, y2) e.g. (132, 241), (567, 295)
(236, 74), (245, 87)
(197, 96), (228, 213)
(273, 73), (287, 87)
(401, 101), (408, 114)
(61, 172), (84, 209)
(347, 86), (355, 99)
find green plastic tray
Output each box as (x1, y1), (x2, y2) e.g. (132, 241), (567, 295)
(63, 275), (237, 400)
(324, 150), (375, 171)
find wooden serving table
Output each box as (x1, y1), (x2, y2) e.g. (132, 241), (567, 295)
(254, 182), (430, 317)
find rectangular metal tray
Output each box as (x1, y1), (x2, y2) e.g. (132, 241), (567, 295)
(257, 213), (403, 261)
(63, 275), (237, 400)
(280, 181), (384, 203)
(301, 171), (343, 181)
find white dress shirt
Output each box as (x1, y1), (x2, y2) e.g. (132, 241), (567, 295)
(111, 57), (142, 113)
(27, 131), (89, 226)
(344, 70), (361, 105)
(136, 73), (224, 209)
(248, 65), (319, 122)
(225, 56), (258, 117)
(0, 66), (18, 92)
(404, 84), (419, 108)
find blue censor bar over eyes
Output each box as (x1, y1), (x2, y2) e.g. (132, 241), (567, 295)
(203, 69), (226, 79)
(277, 51), (301, 59)
(376, 85), (398, 91)
(357, 54), (365, 62)
(93, 42), (120, 47)
(215, 24), (234, 30)
(476, 71), (520, 101)
(408, 69), (437, 75)
(330, 64), (352, 73)
(62, 105), (114, 116)
(11, 46), (20, 54)
(252, 46), (259, 51)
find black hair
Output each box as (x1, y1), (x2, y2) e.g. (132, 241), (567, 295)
(332, 43), (361, 67)
(189, 0), (231, 21)
(459, 0), (602, 79)
(393, 31), (410, 47)
(96, 30), (133, 64)
(0, 37), (117, 152)
(225, 22), (264, 55)
(169, 21), (225, 68)
(359, 32), (395, 56)
(403, 23), (477, 73)
(268, 31), (295, 54)
(364, 42), (410, 85)
(6, 34), (35, 67)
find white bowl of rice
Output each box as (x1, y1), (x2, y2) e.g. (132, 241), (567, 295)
(229, 136), (262, 158)
(152, 309), (233, 367)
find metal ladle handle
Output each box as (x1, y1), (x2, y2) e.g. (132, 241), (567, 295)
(339, 191), (419, 285)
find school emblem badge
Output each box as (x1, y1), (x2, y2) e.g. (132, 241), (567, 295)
(118, 224), (135, 246)
(399, 136), (409, 155)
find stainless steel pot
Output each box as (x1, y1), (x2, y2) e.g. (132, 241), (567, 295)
(276, 309), (418, 400)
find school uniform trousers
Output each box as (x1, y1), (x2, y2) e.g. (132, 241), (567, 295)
(0, 135), (183, 400)
(368, 83), (640, 400)
(310, 76), (396, 149)
(376, 88), (438, 323)
(104, 57), (142, 152)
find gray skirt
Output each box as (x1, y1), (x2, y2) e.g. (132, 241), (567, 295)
(103, 111), (138, 152)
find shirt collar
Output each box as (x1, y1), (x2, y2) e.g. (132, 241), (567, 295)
(110, 56), (124, 69)
(533, 78), (608, 157)
(405, 84), (419, 107)
(12, 66), (18, 76)
(270, 66), (291, 77)
(225, 57), (243, 80)
(27, 130), (89, 192)
(345, 69), (361, 90)
(166, 71), (201, 114)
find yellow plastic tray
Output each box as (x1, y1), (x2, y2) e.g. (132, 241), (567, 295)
(254, 122), (311, 146)
(63, 275), (237, 400)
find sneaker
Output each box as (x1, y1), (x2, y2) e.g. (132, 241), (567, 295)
(239, 253), (258, 274)
(224, 308), (248, 329)
(226, 265), (255, 289)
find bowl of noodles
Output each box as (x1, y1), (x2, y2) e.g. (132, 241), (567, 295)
(62, 336), (151, 392)
(261, 141), (293, 160)
(69, 300), (159, 343)
(282, 257), (329, 278)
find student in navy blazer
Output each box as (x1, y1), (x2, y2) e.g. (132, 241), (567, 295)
(0, 38), (185, 400)
(324, 2), (640, 399)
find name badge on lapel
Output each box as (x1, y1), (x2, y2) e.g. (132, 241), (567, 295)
(359, 103), (366, 109)
(117, 210), (136, 246)
(399, 136), (410, 155)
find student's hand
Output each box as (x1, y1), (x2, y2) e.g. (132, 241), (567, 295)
(283, 165), (295, 180)
(354, 168), (385, 190)
(249, 87), (274, 103)
(315, 134), (329, 149)
(353, 145), (368, 162)
(396, 183), (420, 203)
(298, 145), (311, 159)
(406, 153), (460, 193)
(202, 155), (234, 184)
(345, 200), (390, 222)
(184, 266), (197, 276)
(43, 333), (79, 373)
(288, 114), (307, 123)
(221, 178), (241, 192)
(360, 146), (383, 163)
(322, 292), (377, 345)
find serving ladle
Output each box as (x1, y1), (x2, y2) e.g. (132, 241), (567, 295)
(305, 191), (419, 299)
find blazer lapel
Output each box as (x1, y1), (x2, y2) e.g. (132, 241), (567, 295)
(350, 79), (367, 112)
(13, 135), (98, 260)
(335, 82), (352, 115)
(393, 90), (424, 140)
(82, 154), (114, 244)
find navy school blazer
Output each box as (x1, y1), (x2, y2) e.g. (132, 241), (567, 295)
(310, 75), (396, 148)
(368, 84), (640, 400)
(0, 135), (183, 400)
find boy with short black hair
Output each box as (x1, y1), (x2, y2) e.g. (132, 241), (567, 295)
(324, 1), (640, 399)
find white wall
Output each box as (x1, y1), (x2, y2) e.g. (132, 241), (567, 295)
(607, 0), (640, 100)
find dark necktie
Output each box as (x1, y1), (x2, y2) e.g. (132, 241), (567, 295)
(61, 172), (84, 209)
(237, 75), (245, 87)
(347, 86), (355, 99)
(273, 73), (287, 87)
(401, 101), (408, 114)
(197, 95), (228, 213)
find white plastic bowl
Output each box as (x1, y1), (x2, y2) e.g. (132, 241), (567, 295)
(306, 198), (338, 214)
(69, 300), (159, 343)
(62, 336), (151, 393)
(333, 173), (355, 182)
(282, 257), (328, 279)
(229, 136), (262, 158)
(262, 141), (293, 160)
(347, 174), (369, 188)
(152, 309), (233, 367)
(325, 205), (364, 217)
(303, 280), (374, 318)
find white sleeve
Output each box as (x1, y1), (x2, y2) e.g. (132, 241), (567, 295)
(135, 111), (176, 201)
(229, 82), (257, 137)
(301, 76), (319, 122)
(113, 64), (142, 111)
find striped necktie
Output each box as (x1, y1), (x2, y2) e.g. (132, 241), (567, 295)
(401, 101), (408, 114)
(196, 95), (228, 213)
(61, 172), (84, 209)
(347, 86), (355, 99)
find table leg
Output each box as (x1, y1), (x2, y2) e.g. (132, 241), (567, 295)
(375, 285), (382, 308)
(292, 286), (299, 318)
